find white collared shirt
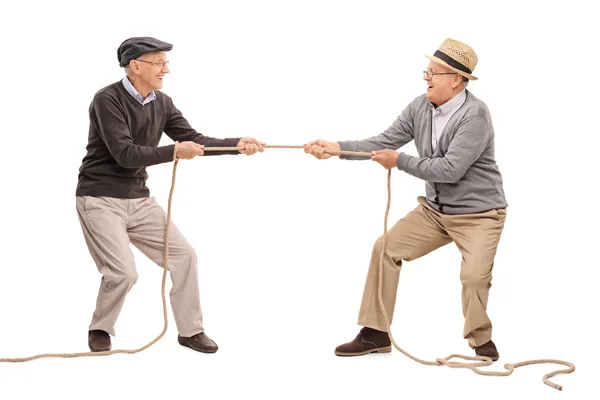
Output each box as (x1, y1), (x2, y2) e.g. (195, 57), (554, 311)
(430, 89), (466, 151)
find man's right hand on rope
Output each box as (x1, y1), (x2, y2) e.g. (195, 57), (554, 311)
(175, 141), (205, 159)
(303, 139), (341, 159)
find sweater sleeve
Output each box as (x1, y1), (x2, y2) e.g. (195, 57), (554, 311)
(396, 116), (491, 183)
(164, 99), (241, 156)
(337, 102), (415, 160)
(91, 93), (174, 168)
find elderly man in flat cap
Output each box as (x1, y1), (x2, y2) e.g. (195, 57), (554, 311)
(76, 37), (264, 354)
(305, 38), (507, 361)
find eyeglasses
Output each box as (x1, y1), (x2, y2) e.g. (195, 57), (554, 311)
(423, 70), (457, 79)
(136, 59), (170, 68)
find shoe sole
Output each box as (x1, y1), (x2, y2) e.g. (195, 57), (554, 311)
(182, 346), (218, 354)
(475, 353), (499, 361)
(335, 346), (392, 356)
(89, 346), (111, 352)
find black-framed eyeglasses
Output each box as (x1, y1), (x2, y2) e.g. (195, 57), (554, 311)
(423, 70), (457, 79)
(136, 59), (170, 68)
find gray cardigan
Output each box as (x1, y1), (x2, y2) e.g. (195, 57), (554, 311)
(338, 90), (507, 214)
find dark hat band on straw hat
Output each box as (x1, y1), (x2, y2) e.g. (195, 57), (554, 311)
(433, 50), (472, 74)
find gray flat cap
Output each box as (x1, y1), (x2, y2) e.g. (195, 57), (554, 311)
(117, 37), (173, 67)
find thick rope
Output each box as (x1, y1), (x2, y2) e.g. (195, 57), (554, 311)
(204, 144), (371, 157)
(0, 145), (575, 392)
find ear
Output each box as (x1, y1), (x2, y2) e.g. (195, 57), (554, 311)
(129, 60), (141, 74)
(452, 74), (462, 89)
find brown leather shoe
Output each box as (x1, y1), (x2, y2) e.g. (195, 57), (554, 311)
(335, 327), (392, 356)
(474, 340), (499, 361)
(178, 332), (218, 353)
(88, 330), (111, 352)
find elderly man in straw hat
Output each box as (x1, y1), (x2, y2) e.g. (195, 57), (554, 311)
(76, 37), (265, 354)
(304, 38), (507, 360)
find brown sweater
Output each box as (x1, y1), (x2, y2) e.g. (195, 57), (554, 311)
(76, 80), (240, 198)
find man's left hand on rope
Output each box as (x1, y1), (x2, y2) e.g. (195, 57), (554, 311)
(238, 137), (266, 155)
(372, 149), (400, 169)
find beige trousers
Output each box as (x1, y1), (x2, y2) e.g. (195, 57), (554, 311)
(76, 195), (203, 337)
(358, 196), (506, 347)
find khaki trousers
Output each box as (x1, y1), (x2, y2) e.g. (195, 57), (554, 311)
(76, 196), (203, 337)
(358, 196), (506, 347)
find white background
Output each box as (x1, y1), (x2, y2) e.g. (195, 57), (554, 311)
(0, 0), (597, 399)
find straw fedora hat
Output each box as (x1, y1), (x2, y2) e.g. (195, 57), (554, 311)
(425, 38), (478, 80)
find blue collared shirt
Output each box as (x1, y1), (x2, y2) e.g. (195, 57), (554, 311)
(121, 76), (156, 105)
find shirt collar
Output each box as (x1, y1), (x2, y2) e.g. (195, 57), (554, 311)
(121, 76), (156, 105)
(430, 88), (467, 115)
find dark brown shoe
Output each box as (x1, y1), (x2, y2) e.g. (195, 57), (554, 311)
(474, 340), (499, 361)
(178, 332), (218, 353)
(88, 330), (111, 352)
(335, 327), (392, 356)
